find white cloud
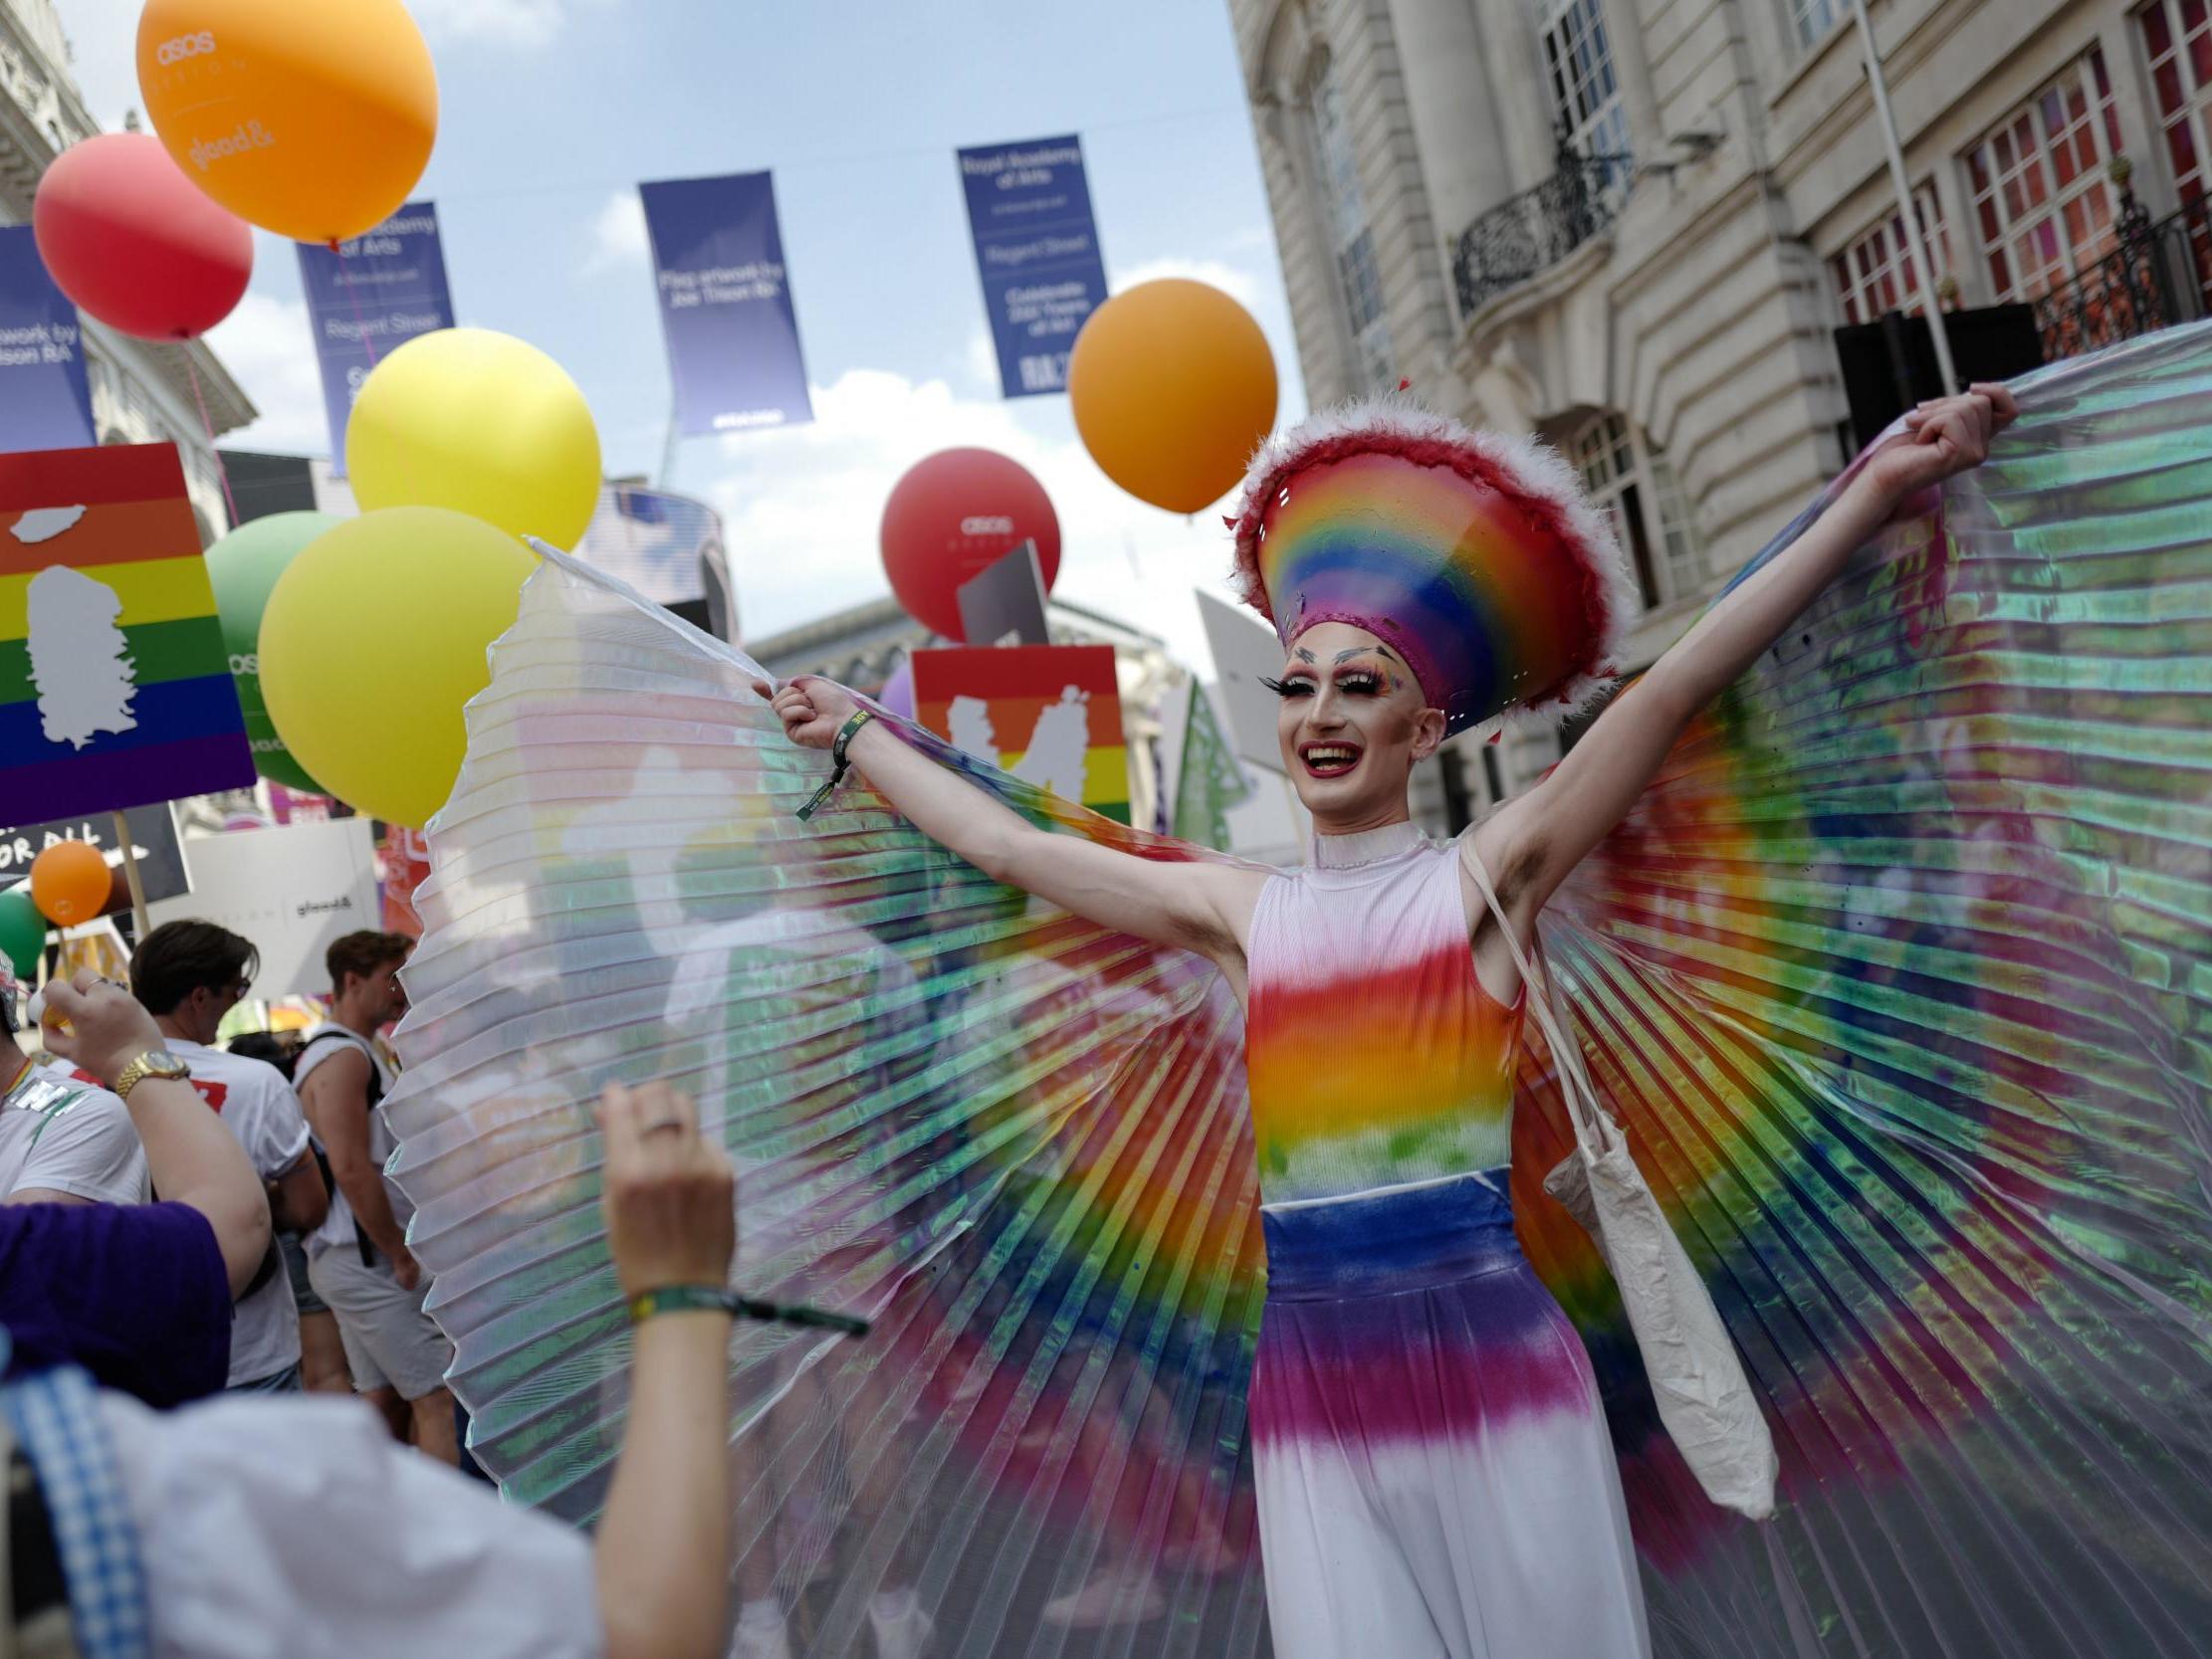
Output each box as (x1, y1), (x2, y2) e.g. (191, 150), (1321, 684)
(52, 0), (143, 132)
(583, 188), (650, 275)
(409, 0), (575, 49)
(697, 370), (1253, 677)
(1110, 256), (1265, 314)
(961, 325), (998, 395)
(204, 290), (332, 455)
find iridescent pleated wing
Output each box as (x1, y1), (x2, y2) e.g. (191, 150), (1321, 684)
(1520, 323), (2212, 1656)
(382, 556), (1268, 1656)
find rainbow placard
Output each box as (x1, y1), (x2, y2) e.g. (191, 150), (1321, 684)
(911, 643), (1129, 823)
(1, 444), (254, 821)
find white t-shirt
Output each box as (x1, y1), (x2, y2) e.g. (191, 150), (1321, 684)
(167, 1038), (314, 1386)
(295, 1025), (403, 1261)
(99, 1388), (601, 1658)
(0, 1060), (148, 1205)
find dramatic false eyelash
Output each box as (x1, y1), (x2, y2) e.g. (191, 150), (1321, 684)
(1262, 671), (1386, 699)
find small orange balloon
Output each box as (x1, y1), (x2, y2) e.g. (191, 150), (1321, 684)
(30, 840), (112, 928)
(136, 0), (438, 244)
(1068, 279), (1279, 515)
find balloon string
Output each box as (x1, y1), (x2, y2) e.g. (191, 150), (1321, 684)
(184, 353), (240, 527)
(336, 247), (382, 370)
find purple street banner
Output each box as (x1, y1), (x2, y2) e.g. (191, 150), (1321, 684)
(639, 172), (812, 435)
(295, 201), (454, 475)
(957, 134), (1108, 398)
(0, 226), (97, 456)
(1, 443), (255, 824)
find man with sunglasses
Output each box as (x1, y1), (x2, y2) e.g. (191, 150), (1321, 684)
(131, 921), (331, 1393)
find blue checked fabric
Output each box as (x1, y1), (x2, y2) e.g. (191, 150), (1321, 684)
(0, 1342), (149, 1659)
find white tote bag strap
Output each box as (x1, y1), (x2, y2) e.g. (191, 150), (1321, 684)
(1458, 835), (1610, 1148)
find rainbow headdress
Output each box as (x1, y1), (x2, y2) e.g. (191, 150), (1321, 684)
(1229, 401), (1638, 734)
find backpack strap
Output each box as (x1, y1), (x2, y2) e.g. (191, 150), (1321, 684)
(297, 1032), (385, 1268)
(298, 1031), (383, 1111)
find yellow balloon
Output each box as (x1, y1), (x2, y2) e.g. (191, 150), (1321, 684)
(137, 0), (437, 244)
(348, 328), (603, 548)
(260, 509), (536, 828)
(1068, 279), (1278, 514)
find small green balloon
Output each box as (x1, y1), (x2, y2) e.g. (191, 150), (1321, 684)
(205, 511), (342, 795)
(0, 887), (47, 981)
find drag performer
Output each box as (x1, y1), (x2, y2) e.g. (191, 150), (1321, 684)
(752, 386), (2003, 1658)
(384, 325), (2212, 1659)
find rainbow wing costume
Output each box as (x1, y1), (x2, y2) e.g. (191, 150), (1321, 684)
(385, 322), (2212, 1656)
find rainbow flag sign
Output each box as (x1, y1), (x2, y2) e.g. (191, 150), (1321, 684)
(911, 643), (1129, 823)
(2, 444), (254, 822)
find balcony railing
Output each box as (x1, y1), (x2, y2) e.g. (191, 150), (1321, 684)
(2032, 190), (2212, 360)
(1452, 149), (1634, 318)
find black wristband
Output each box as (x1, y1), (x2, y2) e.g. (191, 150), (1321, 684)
(796, 708), (879, 821)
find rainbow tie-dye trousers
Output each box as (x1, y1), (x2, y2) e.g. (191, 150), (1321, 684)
(1249, 1172), (1651, 1658)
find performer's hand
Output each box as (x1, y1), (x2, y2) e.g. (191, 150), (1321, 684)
(750, 674), (857, 750)
(37, 969), (166, 1091)
(390, 1244), (424, 1293)
(1863, 382), (2018, 504)
(598, 1081), (737, 1300)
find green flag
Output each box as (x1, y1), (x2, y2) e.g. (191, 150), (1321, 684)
(1172, 682), (1252, 850)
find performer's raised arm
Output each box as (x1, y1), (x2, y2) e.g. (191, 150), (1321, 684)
(1483, 384), (2016, 927)
(753, 675), (1261, 963)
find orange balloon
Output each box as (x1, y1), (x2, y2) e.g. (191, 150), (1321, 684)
(30, 839), (111, 928)
(1068, 279), (1278, 515)
(137, 0), (438, 244)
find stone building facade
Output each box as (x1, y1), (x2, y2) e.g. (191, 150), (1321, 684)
(2, 0), (252, 541)
(1228, 0), (2198, 809)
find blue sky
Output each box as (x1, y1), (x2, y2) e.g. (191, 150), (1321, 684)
(54, 0), (1307, 663)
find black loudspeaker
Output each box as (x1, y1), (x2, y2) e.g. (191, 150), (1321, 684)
(666, 597), (714, 634)
(1833, 304), (2045, 447)
(215, 450), (322, 527)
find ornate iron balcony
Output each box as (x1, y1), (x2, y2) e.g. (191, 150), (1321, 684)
(2031, 189), (2212, 361)
(1452, 151), (1634, 318)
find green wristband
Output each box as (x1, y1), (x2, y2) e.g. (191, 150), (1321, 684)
(626, 1283), (871, 1339)
(627, 1284), (738, 1323)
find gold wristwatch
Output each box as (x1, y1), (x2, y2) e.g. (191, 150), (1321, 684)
(112, 1050), (191, 1101)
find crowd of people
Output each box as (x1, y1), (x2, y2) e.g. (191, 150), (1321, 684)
(0, 926), (742, 1658)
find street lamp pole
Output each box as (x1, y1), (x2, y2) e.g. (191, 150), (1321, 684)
(1853, 0), (1959, 393)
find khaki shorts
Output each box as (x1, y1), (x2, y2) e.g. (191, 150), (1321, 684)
(305, 1246), (453, 1401)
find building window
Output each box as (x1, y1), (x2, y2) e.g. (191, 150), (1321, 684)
(1308, 60), (1395, 390)
(1830, 182), (1954, 321)
(1965, 47), (2127, 302)
(1647, 450), (1703, 601)
(1787, 0), (1849, 50)
(2138, 0), (2212, 311)
(2143, 0), (2212, 202)
(1558, 411), (1702, 611)
(1535, 0), (1632, 163)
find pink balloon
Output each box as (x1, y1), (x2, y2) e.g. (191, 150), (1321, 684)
(34, 133), (253, 340)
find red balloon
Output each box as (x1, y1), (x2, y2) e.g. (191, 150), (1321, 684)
(34, 133), (253, 340)
(880, 449), (1061, 641)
